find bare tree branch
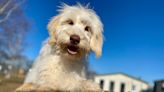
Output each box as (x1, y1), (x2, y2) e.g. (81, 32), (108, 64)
(0, 0), (25, 23)
(0, 0), (31, 70)
(0, 0), (12, 13)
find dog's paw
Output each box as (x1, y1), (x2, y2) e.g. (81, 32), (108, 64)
(81, 80), (102, 92)
(15, 83), (55, 92)
(15, 83), (36, 92)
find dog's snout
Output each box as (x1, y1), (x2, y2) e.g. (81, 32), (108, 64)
(70, 35), (80, 45)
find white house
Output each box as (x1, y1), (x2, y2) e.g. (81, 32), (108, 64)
(94, 73), (150, 92)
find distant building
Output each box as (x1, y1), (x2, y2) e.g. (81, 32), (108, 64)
(153, 80), (164, 92)
(94, 73), (150, 92)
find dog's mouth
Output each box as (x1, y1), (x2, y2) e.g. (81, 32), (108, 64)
(67, 44), (79, 55)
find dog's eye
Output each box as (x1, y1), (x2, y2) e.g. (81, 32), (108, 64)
(84, 26), (91, 32)
(66, 20), (74, 25)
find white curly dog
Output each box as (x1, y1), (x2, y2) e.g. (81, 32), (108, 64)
(16, 3), (103, 92)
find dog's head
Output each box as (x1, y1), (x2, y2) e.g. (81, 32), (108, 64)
(48, 4), (103, 60)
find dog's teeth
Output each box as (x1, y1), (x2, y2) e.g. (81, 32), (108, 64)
(67, 49), (77, 55)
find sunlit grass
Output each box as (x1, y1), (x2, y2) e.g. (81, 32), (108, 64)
(0, 74), (24, 92)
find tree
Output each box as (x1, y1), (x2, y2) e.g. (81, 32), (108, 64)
(0, 0), (31, 71)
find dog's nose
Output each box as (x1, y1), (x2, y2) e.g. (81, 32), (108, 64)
(70, 35), (80, 45)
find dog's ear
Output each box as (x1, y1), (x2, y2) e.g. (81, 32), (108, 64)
(47, 16), (60, 45)
(90, 30), (103, 58)
(89, 17), (104, 58)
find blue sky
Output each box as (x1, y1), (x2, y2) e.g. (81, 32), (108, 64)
(23, 0), (164, 84)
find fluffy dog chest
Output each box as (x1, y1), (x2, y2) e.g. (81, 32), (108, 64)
(39, 55), (86, 79)
(35, 55), (87, 89)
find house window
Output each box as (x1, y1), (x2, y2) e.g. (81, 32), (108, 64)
(120, 83), (125, 92)
(109, 81), (115, 92)
(132, 85), (136, 91)
(100, 79), (104, 89)
(162, 83), (164, 91)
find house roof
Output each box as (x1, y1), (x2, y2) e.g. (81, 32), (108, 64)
(155, 79), (164, 83)
(95, 72), (149, 85)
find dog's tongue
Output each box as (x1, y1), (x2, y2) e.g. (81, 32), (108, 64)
(67, 49), (77, 55)
(67, 45), (78, 55)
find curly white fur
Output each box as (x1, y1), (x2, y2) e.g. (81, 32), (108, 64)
(20, 4), (103, 91)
